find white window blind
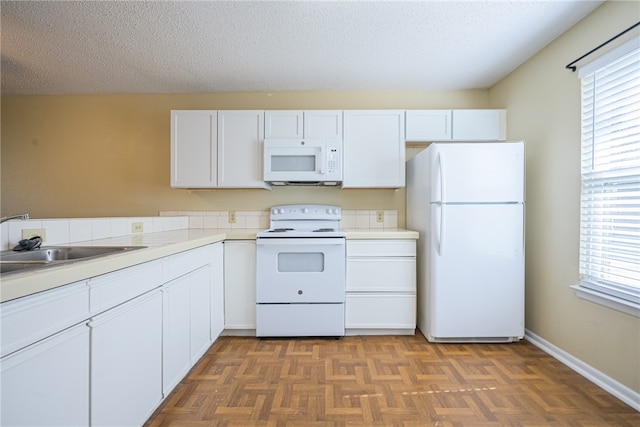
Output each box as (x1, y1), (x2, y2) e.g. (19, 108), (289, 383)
(578, 36), (640, 309)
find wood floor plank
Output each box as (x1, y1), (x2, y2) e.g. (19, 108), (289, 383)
(144, 333), (639, 426)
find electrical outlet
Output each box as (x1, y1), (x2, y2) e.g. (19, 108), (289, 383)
(21, 228), (46, 240)
(132, 222), (144, 233)
(376, 211), (384, 223)
(229, 211), (236, 224)
(132, 235), (144, 246)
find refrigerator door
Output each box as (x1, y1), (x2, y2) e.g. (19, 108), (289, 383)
(428, 203), (524, 341)
(431, 142), (524, 203)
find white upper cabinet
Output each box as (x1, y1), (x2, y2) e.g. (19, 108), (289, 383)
(405, 110), (452, 141)
(452, 109), (506, 141)
(171, 110), (217, 188)
(217, 110), (267, 188)
(265, 110), (343, 139)
(304, 110), (343, 139)
(343, 110), (405, 188)
(264, 110), (303, 138)
(171, 110), (269, 189)
(405, 109), (506, 142)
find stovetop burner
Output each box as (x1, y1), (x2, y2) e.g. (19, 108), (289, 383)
(268, 228), (294, 232)
(257, 204), (346, 239)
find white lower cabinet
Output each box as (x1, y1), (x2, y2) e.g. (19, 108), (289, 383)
(223, 240), (256, 333)
(210, 242), (225, 339)
(345, 240), (417, 335)
(162, 243), (223, 396)
(0, 242), (226, 426)
(1, 323), (90, 427)
(90, 290), (163, 427)
(162, 264), (214, 396)
(189, 266), (212, 363)
(161, 273), (192, 396)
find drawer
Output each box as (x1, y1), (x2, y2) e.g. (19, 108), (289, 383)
(346, 294), (416, 329)
(163, 245), (213, 282)
(347, 258), (415, 292)
(1, 281), (90, 357)
(347, 240), (415, 257)
(89, 260), (163, 315)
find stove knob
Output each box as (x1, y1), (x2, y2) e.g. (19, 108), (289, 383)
(278, 208), (285, 214)
(271, 208), (278, 215)
(302, 208), (309, 214)
(331, 208), (338, 215)
(325, 208), (331, 214)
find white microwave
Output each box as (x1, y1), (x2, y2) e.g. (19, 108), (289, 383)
(263, 139), (343, 185)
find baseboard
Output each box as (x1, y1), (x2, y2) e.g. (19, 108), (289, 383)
(525, 329), (640, 411)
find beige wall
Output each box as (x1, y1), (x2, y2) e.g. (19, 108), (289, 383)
(489, 0), (639, 393)
(1, 90), (489, 225)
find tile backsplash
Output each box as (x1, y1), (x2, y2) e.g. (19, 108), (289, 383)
(161, 209), (398, 230)
(0, 216), (188, 250)
(161, 210), (270, 230)
(0, 209), (399, 250)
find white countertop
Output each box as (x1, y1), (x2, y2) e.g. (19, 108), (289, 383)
(344, 228), (419, 239)
(1, 227), (417, 303)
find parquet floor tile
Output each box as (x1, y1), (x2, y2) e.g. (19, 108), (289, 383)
(144, 332), (639, 426)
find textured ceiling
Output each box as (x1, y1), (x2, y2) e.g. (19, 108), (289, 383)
(1, 0), (603, 95)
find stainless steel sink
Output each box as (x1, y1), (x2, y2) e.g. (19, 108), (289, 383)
(0, 246), (147, 275)
(0, 261), (53, 274)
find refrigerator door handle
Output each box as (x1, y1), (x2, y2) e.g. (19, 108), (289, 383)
(437, 151), (446, 256)
(438, 151), (446, 203)
(439, 203), (446, 256)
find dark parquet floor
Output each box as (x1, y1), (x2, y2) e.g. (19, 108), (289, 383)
(144, 332), (639, 426)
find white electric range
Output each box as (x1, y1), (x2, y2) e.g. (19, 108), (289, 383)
(255, 204), (346, 337)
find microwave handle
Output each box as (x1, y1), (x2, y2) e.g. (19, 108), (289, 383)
(318, 145), (325, 174)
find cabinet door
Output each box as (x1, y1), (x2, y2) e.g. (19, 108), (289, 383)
(405, 110), (452, 141)
(217, 110), (267, 188)
(210, 242), (225, 340)
(224, 241), (256, 331)
(90, 290), (162, 427)
(343, 110), (405, 188)
(265, 110), (303, 138)
(1, 323), (90, 427)
(304, 110), (343, 139)
(190, 266), (212, 363)
(346, 294), (416, 329)
(171, 110), (217, 188)
(452, 109), (506, 141)
(162, 275), (191, 396)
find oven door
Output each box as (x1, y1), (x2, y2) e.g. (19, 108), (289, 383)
(256, 237), (345, 303)
(263, 139), (326, 182)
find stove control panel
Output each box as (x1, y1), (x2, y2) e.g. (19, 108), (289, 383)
(269, 204), (341, 221)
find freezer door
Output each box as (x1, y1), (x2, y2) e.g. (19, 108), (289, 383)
(431, 142), (524, 203)
(428, 203), (524, 340)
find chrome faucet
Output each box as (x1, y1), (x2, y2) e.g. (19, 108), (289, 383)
(0, 213), (29, 223)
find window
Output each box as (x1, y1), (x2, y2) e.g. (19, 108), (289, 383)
(573, 36), (640, 317)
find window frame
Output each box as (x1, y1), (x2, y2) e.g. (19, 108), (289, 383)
(571, 35), (640, 318)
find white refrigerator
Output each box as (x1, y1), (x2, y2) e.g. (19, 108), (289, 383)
(407, 141), (525, 342)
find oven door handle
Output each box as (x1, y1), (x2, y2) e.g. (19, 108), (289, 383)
(256, 238), (345, 246)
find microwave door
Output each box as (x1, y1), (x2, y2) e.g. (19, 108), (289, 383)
(265, 146), (325, 181)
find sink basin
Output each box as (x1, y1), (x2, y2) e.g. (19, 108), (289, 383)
(0, 246), (147, 275)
